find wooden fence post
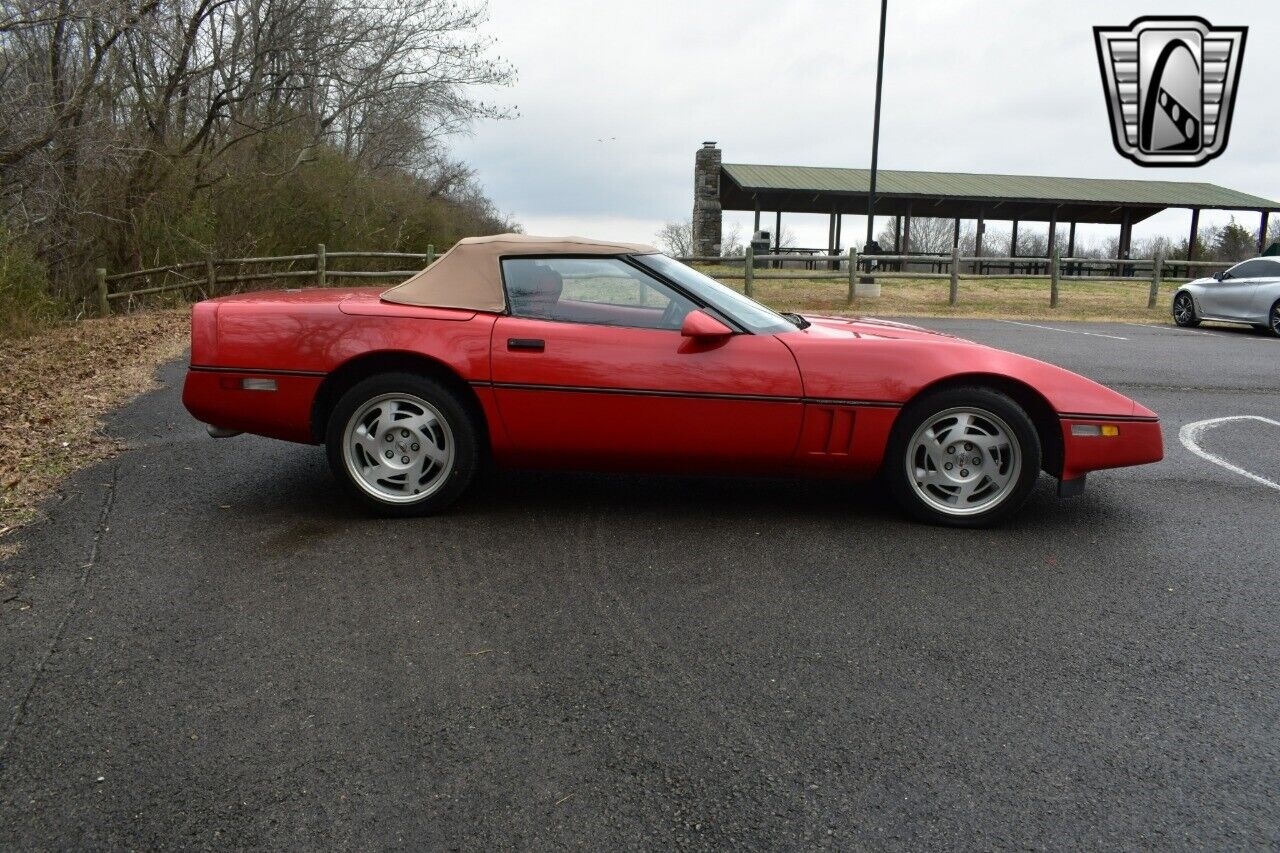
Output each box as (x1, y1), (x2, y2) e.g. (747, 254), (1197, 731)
(1050, 248), (1061, 308)
(205, 251), (217, 297)
(847, 246), (858, 304)
(426, 244), (435, 266)
(1147, 253), (1163, 309)
(96, 268), (109, 316)
(949, 245), (960, 306)
(744, 245), (754, 297)
(316, 243), (326, 287)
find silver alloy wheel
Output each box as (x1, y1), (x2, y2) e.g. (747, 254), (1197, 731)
(906, 406), (1022, 517)
(342, 393), (454, 504)
(1271, 303), (1280, 336)
(1174, 293), (1195, 325)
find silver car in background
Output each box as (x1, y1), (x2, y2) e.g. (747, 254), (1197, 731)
(1173, 256), (1280, 336)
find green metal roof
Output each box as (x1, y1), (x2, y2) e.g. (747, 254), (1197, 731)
(722, 163), (1280, 211)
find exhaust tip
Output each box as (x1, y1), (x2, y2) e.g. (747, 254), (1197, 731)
(206, 424), (242, 438)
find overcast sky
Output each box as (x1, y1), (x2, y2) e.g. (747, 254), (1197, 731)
(453, 0), (1279, 251)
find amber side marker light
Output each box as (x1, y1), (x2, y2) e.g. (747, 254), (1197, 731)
(1071, 424), (1120, 437)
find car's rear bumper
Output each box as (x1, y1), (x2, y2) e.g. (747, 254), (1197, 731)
(1058, 416), (1164, 486)
(182, 367), (323, 444)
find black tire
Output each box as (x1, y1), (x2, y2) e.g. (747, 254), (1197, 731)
(1269, 300), (1280, 338)
(884, 386), (1042, 528)
(1172, 291), (1200, 327)
(325, 372), (479, 516)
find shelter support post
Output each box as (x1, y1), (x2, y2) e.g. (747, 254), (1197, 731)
(952, 218), (961, 248)
(1119, 208), (1133, 277)
(753, 199), (761, 234)
(1009, 219), (1019, 274)
(902, 203), (912, 257)
(774, 210), (782, 268)
(827, 211), (838, 270)
(1260, 211), (1270, 254)
(1067, 221), (1077, 257)
(893, 216), (902, 254)
(1187, 208), (1200, 262)
(973, 210), (985, 274)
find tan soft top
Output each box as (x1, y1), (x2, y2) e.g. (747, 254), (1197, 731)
(380, 233), (659, 311)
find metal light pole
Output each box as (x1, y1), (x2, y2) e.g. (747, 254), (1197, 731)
(864, 0), (888, 251)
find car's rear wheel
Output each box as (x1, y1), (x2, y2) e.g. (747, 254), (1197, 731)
(1173, 292), (1199, 327)
(885, 387), (1041, 527)
(325, 373), (478, 516)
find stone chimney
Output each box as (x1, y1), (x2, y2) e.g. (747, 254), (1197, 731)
(692, 142), (722, 257)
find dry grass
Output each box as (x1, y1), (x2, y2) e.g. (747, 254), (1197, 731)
(0, 310), (188, 558)
(697, 267), (1180, 325)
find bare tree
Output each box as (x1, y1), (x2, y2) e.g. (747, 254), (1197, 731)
(1, 0), (515, 300)
(720, 222), (744, 257)
(654, 219), (693, 256)
(905, 217), (956, 254)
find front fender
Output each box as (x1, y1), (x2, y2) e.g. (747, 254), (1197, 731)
(787, 337), (1145, 418)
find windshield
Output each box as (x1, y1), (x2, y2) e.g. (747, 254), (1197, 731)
(634, 254), (795, 334)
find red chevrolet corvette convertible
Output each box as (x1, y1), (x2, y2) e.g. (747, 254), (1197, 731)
(183, 234), (1163, 526)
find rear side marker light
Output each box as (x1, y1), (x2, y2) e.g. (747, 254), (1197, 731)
(1071, 424), (1120, 437)
(219, 376), (277, 391)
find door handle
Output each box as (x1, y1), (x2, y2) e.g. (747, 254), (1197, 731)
(507, 338), (545, 352)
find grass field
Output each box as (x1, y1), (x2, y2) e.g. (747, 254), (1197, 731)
(696, 267), (1180, 325)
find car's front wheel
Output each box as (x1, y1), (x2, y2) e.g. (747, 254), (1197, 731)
(885, 387), (1041, 527)
(1269, 300), (1280, 338)
(325, 372), (478, 516)
(1173, 292), (1199, 327)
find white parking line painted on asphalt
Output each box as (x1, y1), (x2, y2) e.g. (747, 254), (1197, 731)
(1115, 322), (1216, 337)
(1178, 416), (1280, 493)
(992, 319), (1129, 340)
(1115, 321), (1278, 342)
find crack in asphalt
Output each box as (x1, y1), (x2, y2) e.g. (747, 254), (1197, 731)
(0, 463), (119, 763)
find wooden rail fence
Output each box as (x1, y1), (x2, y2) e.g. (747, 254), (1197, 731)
(95, 243), (436, 315)
(677, 247), (1233, 310)
(94, 242), (1234, 316)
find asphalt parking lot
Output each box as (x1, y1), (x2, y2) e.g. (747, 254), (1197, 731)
(1, 318), (1277, 849)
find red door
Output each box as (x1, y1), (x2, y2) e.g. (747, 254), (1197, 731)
(490, 316), (804, 473)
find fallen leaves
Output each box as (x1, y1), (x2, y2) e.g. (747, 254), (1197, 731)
(0, 310), (188, 551)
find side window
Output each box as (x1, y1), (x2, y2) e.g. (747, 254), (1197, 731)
(502, 257), (697, 330)
(1227, 260), (1277, 279)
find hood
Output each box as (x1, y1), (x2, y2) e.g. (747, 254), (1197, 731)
(780, 316), (1142, 417)
(799, 314), (964, 342)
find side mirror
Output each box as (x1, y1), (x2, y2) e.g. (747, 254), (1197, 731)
(680, 309), (732, 339)
(1213, 271), (1226, 281)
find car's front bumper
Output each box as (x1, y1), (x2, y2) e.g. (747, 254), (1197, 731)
(1057, 416), (1164, 491)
